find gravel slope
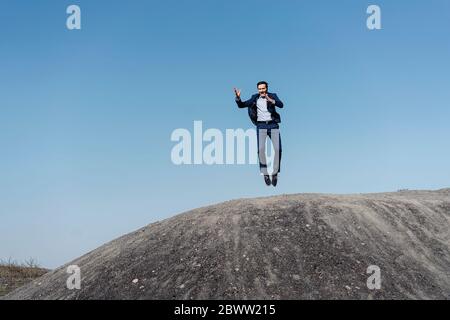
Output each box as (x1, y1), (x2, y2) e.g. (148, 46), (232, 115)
(3, 189), (449, 300)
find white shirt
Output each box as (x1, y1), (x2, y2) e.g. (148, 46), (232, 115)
(256, 97), (272, 121)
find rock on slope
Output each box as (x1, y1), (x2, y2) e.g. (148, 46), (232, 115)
(3, 189), (450, 300)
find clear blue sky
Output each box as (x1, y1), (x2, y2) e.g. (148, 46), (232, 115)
(1, 0), (449, 268)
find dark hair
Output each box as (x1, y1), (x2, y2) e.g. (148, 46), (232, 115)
(257, 81), (268, 89)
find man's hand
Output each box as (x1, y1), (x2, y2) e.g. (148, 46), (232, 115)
(234, 88), (241, 99)
(266, 95), (276, 104)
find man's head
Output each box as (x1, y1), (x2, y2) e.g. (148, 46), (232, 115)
(257, 81), (268, 96)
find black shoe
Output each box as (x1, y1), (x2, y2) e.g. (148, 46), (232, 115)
(264, 175), (271, 186)
(271, 174), (278, 187)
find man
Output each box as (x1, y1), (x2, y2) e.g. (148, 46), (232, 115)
(234, 81), (284, 186)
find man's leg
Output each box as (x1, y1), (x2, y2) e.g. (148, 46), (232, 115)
(269, 127), (281, 175)
(257, 125), (269, 176)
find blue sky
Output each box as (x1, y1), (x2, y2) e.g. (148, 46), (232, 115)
(1, 0), (449, 268)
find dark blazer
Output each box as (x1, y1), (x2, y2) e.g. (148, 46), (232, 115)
(235, 92), (284, 126)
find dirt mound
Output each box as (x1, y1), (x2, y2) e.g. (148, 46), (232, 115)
(3, 189), (449, 299)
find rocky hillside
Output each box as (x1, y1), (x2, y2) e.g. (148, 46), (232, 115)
(3, 189), (449, 300)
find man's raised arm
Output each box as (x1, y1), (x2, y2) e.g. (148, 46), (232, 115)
(234, 88), (253, 108)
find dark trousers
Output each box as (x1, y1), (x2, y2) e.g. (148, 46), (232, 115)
(256, 121), (282, 175)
